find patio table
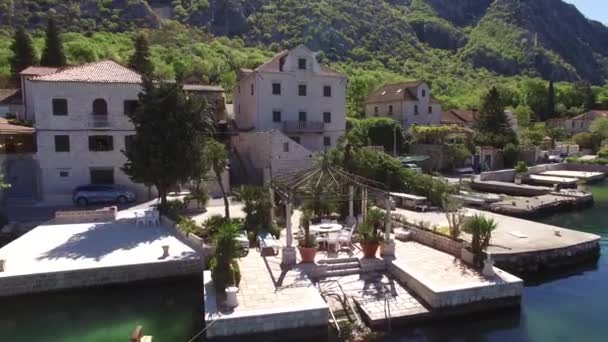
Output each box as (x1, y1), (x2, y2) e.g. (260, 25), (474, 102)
(309, 223), (343, 234)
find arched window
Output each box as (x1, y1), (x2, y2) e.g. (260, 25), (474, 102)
(93, 99), (108, 115)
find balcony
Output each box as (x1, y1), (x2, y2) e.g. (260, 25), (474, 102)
(89, 114), (110, 129)
(282, 120), (324, 133)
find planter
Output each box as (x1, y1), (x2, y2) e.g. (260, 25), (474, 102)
(361, 243), (380, 258)
(380, 240), (396, 257)
(298, 246), (317, 263)
(225, 286), (239, 308)
(460, 247), (475, 265)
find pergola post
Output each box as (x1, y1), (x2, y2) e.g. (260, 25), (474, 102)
(268, 187), (275, 227)
(381, 195), (396, 257)
(346, 185), (355, 225)
(361, 189), (368, 223)
(281, 200), (297, 267)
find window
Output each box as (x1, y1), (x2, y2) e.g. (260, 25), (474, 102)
(250, 84), (254, 96)
(54, 135), (70, 152)
(90, 168), (114, 184)
(93, 99), (108, 115)
(59, 170), (69, 178)
(290, 136), (301, 144)
(88, 135), (114, 151)
(298, 58), (307, 70)
(323, 86), (332, 97)
(428, 106), (433, 114)
(414, 105), (419, 115)
(324, 137), (331, 147)
(422, 89), (426, 97)
(238, 86), (241, 94)
(572, 121), (575, 128)
(388, 105), (393, 115)
(124, 135), (135, 153)
(124, 100), (138, 115)
(283, 142), (290, 152)
(323, 112), (331, 123)
(52, 99), (68, 116)
(298, 84), (307, 96)
(273, 110), (282, 123)
(272, 83), (281, 95)
(580, 121), (584, 128)
(374, 106), (378, 115)
(298, 111), (307, 122)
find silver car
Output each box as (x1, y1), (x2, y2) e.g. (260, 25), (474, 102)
(73, 184), (136, 206)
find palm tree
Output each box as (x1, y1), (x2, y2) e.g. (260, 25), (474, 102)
(204, 139), (230, 218)
(464, 214), (498, 265)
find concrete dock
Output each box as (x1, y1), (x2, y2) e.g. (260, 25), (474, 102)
(0, 210), (203, 296)
(471, 180), (552, 196)
(539, 170), (605, 183)
(525, 175), (578, 188)
(393, 208), (600, 274)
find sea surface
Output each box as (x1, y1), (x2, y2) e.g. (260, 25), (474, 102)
(0, 183), (606, 341)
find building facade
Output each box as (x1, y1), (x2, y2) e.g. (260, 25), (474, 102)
(365, 81), (442, 129)
(560, 110), (608, 135)
(231, 45), (347, 178)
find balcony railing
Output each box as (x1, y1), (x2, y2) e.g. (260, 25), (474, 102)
(89, 114), (110, 128)
(282, 120), (324, 133)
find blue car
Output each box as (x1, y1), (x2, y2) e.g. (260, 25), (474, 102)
(72, 184), (136, 206)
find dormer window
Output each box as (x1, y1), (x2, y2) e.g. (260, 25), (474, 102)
(298, 58), (307, 70)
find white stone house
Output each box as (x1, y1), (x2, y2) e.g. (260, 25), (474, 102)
(232, 45), (347, 177)
(23, 60), (228, 203)
(364, 81), (442, 129)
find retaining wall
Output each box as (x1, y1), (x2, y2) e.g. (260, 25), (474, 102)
(392, 214), (463, 257)
(0, 258), (203, 297)
(54, 207), (117, 224)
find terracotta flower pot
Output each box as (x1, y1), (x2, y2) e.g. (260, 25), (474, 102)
(361, 243), (379, 258)
(298, 247), (317, 263)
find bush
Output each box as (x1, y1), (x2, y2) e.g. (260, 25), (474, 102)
(463, 214), (498, 265)
(502, 143), (520, 168)
(209, 258), (241, 294)
(177, 217), (204, 236)
(156, 199), (186, 221)
(202, 215), (244, 239)
(572, 132), (601, 151)
(598, 147), (608, 158)
(514, 161), (528, 173)
(566, 156), (608, 165)
(210, 222), (242, 293)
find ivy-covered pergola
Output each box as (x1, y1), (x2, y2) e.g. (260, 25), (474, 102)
(270, 158), (395, 266)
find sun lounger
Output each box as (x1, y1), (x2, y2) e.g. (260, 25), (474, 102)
(257, 232), (279, 256)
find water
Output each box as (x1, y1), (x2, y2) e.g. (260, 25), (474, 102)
(0, 276), (203, 341)
(1, 184), (606, 342)
(386, 182), (608, 342)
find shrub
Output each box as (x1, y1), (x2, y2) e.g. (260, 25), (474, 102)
(598, 147), (608, 158)
(572, 132), (601, 151)
(177, 217), (203, 237)
(463, 214), (498, 265)
(502, 143), (520, 168)
(202, 215), (244, 239)
(209, 258), (241, 294)
(210, 222), (242, 293)
(514, 161), (528, 173)
(156, 199), (186, 221)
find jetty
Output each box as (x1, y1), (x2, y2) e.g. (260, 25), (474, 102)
(539, 170), (605, 183)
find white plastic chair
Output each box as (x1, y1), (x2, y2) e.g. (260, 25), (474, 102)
(326, 232), (339, 254)
(145, 210), (160, 226)
(135, 211), (147, 227)
(338, 225), (356, 250)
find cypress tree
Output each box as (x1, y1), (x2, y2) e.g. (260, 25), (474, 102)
(128, 32), (154, 78)
(547, 80), (555, 120)
(9, 27), (38, 85)
(40, 18), (67, 67)
(475, 86), (516, 148)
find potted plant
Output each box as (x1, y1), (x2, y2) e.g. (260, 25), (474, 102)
(514, 161), (528, 184)
(210, 221), (242, 306)
(358, 222), (383, 258)
(297, 210), (317, 263)
(462, 214), (498, 267)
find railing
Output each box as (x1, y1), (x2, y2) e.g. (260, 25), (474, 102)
(89, 114), (110, 128)
(282, 120), (324, 133)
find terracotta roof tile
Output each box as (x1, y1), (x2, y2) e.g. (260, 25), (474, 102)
(0, 118), (34, 134)
(20, 66), (59, 76)
(367, 81), (424, 104)
(251, 48), (344, 77)
(30, 60), (142, 84)
(441, 109), (478, 126)
(571, 110), (608, 121)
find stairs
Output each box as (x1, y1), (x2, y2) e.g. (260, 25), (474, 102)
(318, 257), (362, 277)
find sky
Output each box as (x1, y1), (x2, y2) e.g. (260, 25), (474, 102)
(564, 0), (608, 25)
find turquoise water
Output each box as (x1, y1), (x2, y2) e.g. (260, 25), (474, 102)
(0, 276), (203, 341)
(386, 182), (608, 342)
(1, 184), (606, 341)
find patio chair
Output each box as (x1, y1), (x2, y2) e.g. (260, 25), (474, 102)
(257, 232), (279, 256)
(145, 210), (160, 227)
(134, 212), (147, 227)
(236, 231), (250, 256)
(338, 224), (356, 250)
(326, 232), (339, 254)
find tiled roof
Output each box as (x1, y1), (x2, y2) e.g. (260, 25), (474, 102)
(441, 109), (478, 126)
(0, 89), (22, 105)
(571, 110), (608, 121)
(366, 81), (424, 104)
(0, 118), (34, 134)
(30, 60), (142, 84)
(250, 48), (344, 77)
(20, 66), (59, 76)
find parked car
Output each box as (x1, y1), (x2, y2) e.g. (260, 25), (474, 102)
(73, 184), (136, 206)
(548, 155), (564, 163)
(402, 163), (423, 173)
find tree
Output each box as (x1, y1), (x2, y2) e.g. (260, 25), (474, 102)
(128, 32), (154, 78)
(572, 132), (601, 151)
(122, 81), (215, 205)
(40, 18), (66, 67)
(547, 80), (556, 120)
(9, 27), (37, 84)
(443, 196), (465, 240)
(545, 125), (566, 148)
(590, 117), (608, 143)
(573, 81), (596, 112)
(204, 139), (230, 218)
(464, 214), (498, 266)
(475, 87), (517, 148)
(512, 105), (533, 128)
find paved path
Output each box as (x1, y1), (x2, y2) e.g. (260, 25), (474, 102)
(393, 207), (600, 254)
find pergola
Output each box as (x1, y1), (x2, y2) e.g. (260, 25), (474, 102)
(270, 159), (395, 266)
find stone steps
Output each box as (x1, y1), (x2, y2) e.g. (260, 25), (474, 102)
(318, 258), (362, 278)
(318, 257), (359, 265)
(326, 262), (360, 271)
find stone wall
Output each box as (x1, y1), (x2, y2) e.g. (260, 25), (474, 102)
(392, 214), (463, 257)
(493, 240), (600, 275)
(0, 258), (203, 297)
(54, 206), (117, 224)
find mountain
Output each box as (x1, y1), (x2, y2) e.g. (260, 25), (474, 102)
(1, 0), (607, 84)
